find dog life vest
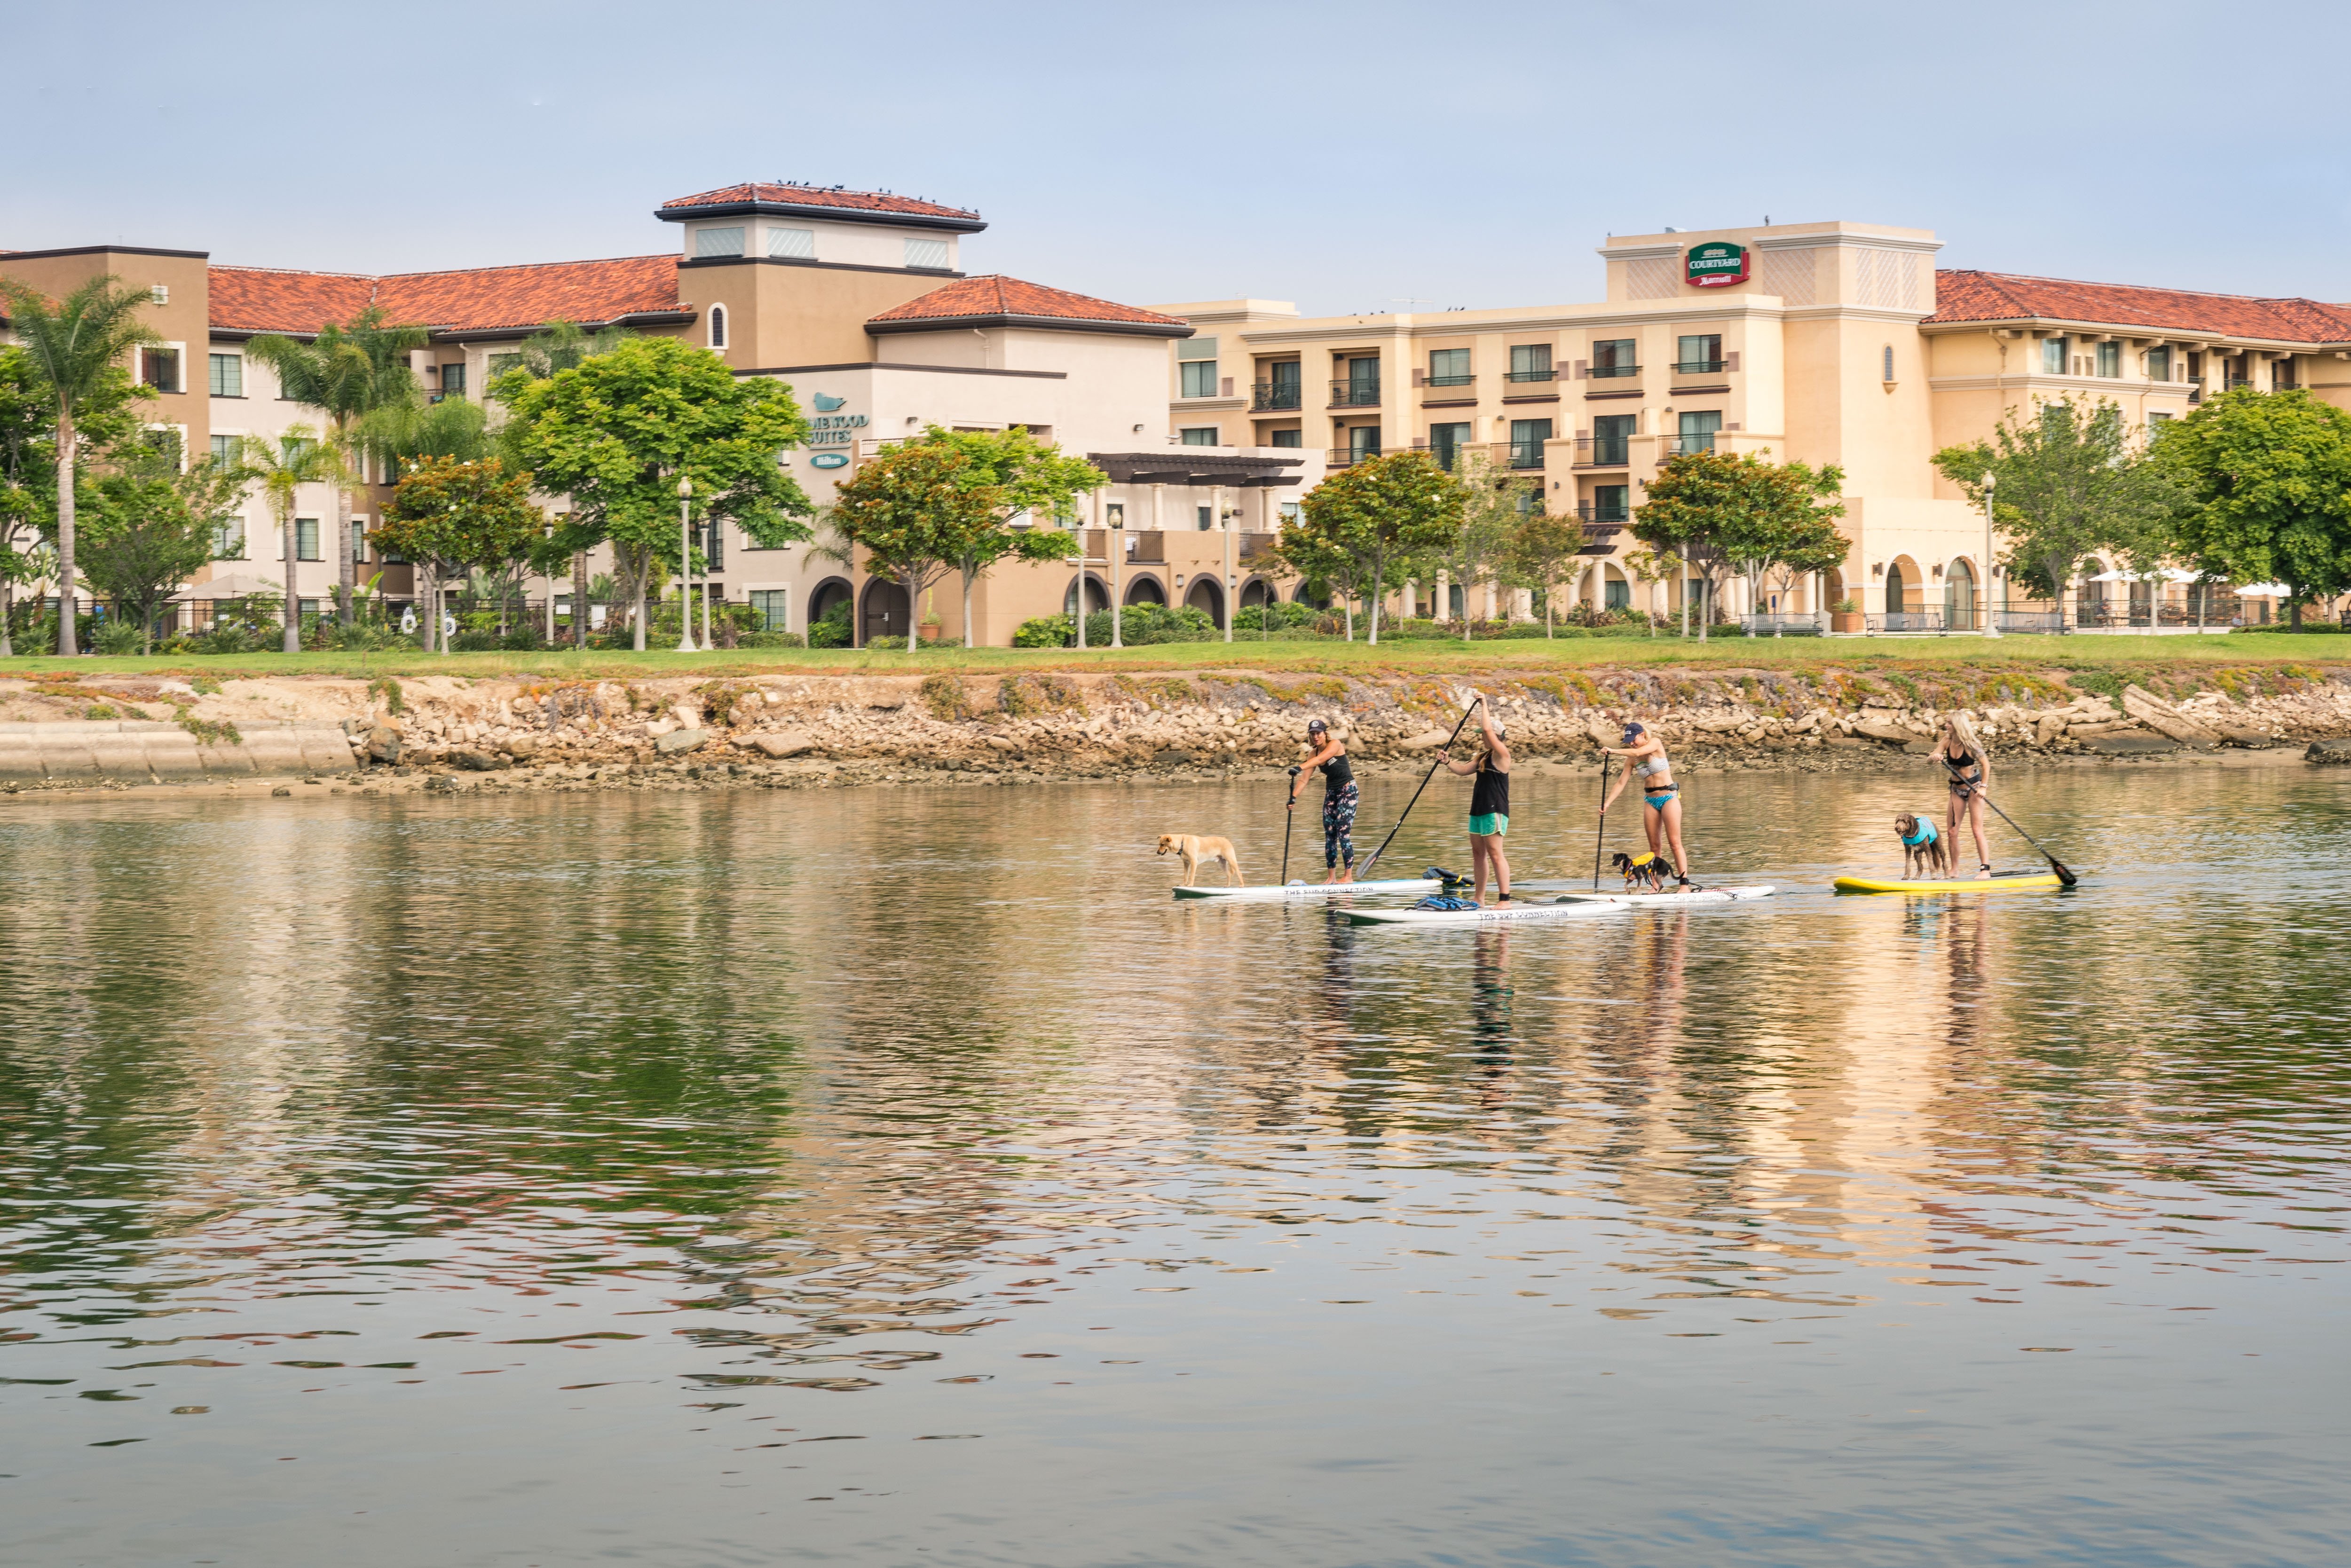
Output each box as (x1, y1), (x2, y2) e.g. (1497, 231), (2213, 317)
(1901, 819), (1939, 848)
(1625, 851), (1662, 872)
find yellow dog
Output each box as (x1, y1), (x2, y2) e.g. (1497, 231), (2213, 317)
(1156, 833), (1245, 887)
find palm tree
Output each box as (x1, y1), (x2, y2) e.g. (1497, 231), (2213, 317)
(246, 307), (426, 623)
(0, 274), (162, 654)
(239, 426), (349, 653)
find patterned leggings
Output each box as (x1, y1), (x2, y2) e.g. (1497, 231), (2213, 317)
(1323, 782), (1359, 868)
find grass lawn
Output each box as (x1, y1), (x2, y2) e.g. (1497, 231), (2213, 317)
(3, 629), (2346, 683)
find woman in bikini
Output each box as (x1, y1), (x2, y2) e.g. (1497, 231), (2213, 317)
(1600, 721), (1692, 890)
(1937, 713), (1994, 877)
(1287, 717), (1357, 884)
(1440, 700), (1512, 904)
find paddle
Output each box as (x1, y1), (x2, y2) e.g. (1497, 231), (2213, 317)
(1281, 765), (1301, 884)
(1357, 697), (1482, 880)
(1592, 754), (1610, 890)
(1942, 754), (2078, 886)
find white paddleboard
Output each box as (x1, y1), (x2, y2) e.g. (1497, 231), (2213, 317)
(1174, 877), (1441, 901)
(1343, 885), (1775, 927)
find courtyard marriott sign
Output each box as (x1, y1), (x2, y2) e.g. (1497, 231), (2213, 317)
(1685, 242), (1749, 288)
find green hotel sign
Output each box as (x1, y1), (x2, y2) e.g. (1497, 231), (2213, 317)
(1685, 242), (1749, 288)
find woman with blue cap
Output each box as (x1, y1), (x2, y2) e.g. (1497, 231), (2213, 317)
(1600, 720), (1692, 890)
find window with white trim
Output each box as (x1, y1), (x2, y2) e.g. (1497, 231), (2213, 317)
(695, 226), (746, 259)
(208, 353), (242, 397)
(2041, 334), (2066, 374)
(212, 515), (246, 559)
(140, 347), (181, 393)
(1180, 427), (1219, 446)
(295, 518), (321, 561)
(904, 237), (948, 269)
(769, 227), (815, 259)
(2095, 341), (2121, 378)
(2146, 346), (2173, 382)
(749, 590), (791, 631)
(209, 433), (238, 468)
(1177, 335), (1218, 398)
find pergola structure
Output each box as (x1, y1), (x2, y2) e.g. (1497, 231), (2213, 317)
(1076, 451), (1307, 645)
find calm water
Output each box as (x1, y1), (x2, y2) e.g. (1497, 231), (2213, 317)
(1, 760), (2347, 1568)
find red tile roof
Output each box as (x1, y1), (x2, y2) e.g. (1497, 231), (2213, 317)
(660, 182), (982, 225)
(1930, 269), (2351, 344)
(868, 275), (1191, 336)
(207, 255), (685, 336)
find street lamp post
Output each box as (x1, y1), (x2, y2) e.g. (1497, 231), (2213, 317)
(1109, 498), (1124, 649)
(699, 520), (715, 652)
(675, 475), (698, 654)
(1981, 470), (2001, 638)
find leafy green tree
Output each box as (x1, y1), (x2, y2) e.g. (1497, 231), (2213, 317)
(1266, 518), (1365, 639)
(238, 426), (350, 652)
(1933, 396), (2181, 616)
(0, 275), (161, 653)
(77, 439), (249, 652)
(828, 440), (1004, 648)
(1630, 449), (1844, 639)
(245, 307), (428, 623)
(1428, 445), (1532, 640)
(1507, 507), (1587, 638)
(375, 458), (547, 654)
(0, 346), (65, 657)
(1288, 451), (1464, 645)
(488, 320), (637, 647)
(2151, 388), (2351, 630)
(500, 337), (811, 651)
(1621, 547), (1680, 637)
(912, 425), (1102, 646)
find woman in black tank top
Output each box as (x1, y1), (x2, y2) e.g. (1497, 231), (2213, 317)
(1287, 717), (1359, 883)
(1440, 695), (1513, 904)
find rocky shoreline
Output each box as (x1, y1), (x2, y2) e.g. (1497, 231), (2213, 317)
(4, 663), (2351, 798)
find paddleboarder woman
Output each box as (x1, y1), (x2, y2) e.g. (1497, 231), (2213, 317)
(1440, 699), (1512, 904)
(1288, 717), (1358, 884)
(1600, 721), (1692, 890)
(1937, 714), (1995, 876)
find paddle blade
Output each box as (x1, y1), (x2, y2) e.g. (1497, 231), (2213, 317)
(2048, 857), (2079, 887)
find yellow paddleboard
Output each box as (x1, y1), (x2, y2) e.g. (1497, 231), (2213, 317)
(1834, 872), (2062, 894)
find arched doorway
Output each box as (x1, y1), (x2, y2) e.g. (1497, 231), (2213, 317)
(1239, 578), (1276, 611)
(1824, 568), (1846, 613)
(1945, 558), (1976, 630)
(860, 578), (910, 646)
(1293, 583), (1329, 608)
(1884, 562), (1906, 617)
(1063, 575), (1110, 616)
(1124, 575), (1166, 607)
(1184, 575), (1224, 624)
(807, 576), (852, 630)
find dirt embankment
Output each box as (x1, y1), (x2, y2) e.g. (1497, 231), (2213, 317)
(3, 663), (2350, 796)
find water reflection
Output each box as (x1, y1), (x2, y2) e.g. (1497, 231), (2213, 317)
(1, 761), (2346, 1566)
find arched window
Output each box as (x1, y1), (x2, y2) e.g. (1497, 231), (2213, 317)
(709, 305), (728, 350)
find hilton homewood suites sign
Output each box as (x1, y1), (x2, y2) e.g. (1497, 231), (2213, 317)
(1685, 242), (1749, 288)
(805, 401), (868, 468)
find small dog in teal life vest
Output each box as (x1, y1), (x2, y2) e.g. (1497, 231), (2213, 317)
(1895, 813), (1953, 880)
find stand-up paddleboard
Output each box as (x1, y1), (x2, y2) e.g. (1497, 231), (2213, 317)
(1345, 885), (1774, 927)
(1174, 876), (1442, 901)
(1833, 871), (2062, 894)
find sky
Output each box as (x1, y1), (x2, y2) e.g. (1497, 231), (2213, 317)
(11, 0), (2351, 317)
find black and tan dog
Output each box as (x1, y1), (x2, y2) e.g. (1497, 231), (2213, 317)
(1609, 850), (1670, 893)
(1894, 812), (1953, 880)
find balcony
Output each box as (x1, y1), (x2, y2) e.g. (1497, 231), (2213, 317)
(1424, 372), (1474, 389)
(1588, 362), (1640, 379)
(1124, 530), (1166, 563)
(1326, 445), (1381, 468)
(1330, 378), (1381, 408)
(1505, 368), (1556, 383)
(1572, 435), (1631, 467)
(1251, 381), (1303, 411)
(1505, 440), (1545, 469)
(1662, 432), (1717, 456)
(1238, 531), (1279, 564)
(1575, 502), (1631, 524)
(1671, 359), (1726, 375)
(2188, 375), (2205, 404)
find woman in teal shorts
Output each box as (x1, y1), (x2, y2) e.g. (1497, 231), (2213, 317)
(1600, 721), (1692, 891)
(1440, 697), (1513, 904)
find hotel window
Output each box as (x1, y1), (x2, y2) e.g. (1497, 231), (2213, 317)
(1428, 348), (1471, 387)
(1593, 484), (1630, 523)
(209, 433), (238, 468)
(1177, 336), (1218, 397)
(208, 353), (243, 397)
(1269, 428), (1302, 448)
(438, 363), (466, 396)
(352, 520), (370, 562)
(1882, 345), (1896, 382)
(709, 304), (728, 350)
(695, 226), (746, 259)
(749, 590), (790, 631)
(1509, 418), (1552, 466)
(141, 347), (181, 392)
(904, 237), (949, 269)
(1180, 427), (1220, 446)
(1591, 339), (1636, 378)
(213, 517), (246, 559)
(699, 520), (724, 570)
(1508, 343), (1553, 382)
(295, 518), (321, 561)
(1279, 501), (1300, 525)
(1676, 410), (1720, 453)
(2042, 335), (2067, 374)
(1675, 335), (1723, 373)
(2146, 346), (2173, 382)
(769, 227), (816, 260)
(1428, 422), (1472, 469)
(1196, 504), (1214, 530)
(1592, 413), (1636, 464)
(2095, 341), (2121, 378)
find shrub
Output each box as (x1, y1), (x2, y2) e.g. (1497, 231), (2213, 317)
(324, 619), (410, 652)
(93, 621), (146, 655)
(450, 629), (503, 652)
(738, 630), (804, 648)
(498, 626), (543, 652)
(805, 599), (853, 648)
(865, 635), (910, 650)
(368, 676), (406, 715)
(1014, 615), (1073, 648)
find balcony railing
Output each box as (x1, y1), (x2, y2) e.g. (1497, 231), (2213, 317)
(1425, 372), (1474, 388)
(1124, 530), (1166, 563)
(1411, 439), (1466, 471)
(1589, 363), (1640, 379)
(1505, 368), (1556, 383)
(1326, 446), (1381, 468)
(1504, 441), (1545, 469)
(1330, 378), (1381, 408)
(1238, 531), (1279, 564)
(1574, 436), (1631, 467)
(1575, 502), (1631, 524)
(1251, 381), (1303, 411)
(2188, 375), (2205, 404)
(1662, 432), (1717, 456)
(1671, 359), (1727, 375)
